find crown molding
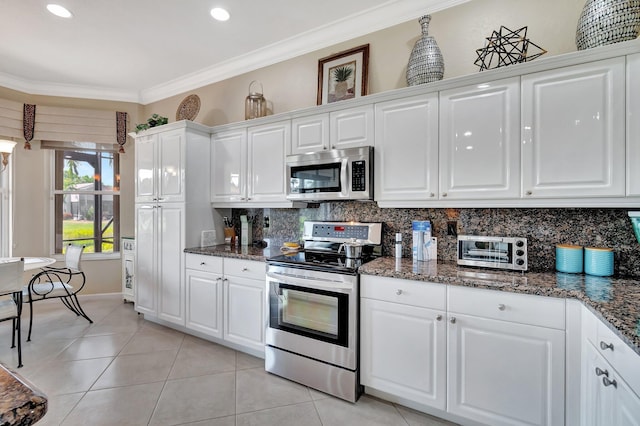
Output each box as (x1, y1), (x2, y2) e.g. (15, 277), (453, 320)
(0, 71), (140, 103)
(1, 0), (470, 105)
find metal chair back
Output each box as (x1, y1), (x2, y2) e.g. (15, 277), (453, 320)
(0, 259), (24, 294)
(65, 244), (85, 271)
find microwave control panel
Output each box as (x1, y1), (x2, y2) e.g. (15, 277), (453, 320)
(351, 160), (366, 192)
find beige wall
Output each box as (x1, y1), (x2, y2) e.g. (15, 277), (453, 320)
(143, 0), (585, 126)
(2, 0), (587, 293)
(1, 85), (140, 294)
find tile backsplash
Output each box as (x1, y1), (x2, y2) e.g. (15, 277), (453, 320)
(229, 203), (640, 277)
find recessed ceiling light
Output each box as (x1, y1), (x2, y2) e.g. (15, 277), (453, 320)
(210, 7), (230, 21)
(47, 4), (73, 18)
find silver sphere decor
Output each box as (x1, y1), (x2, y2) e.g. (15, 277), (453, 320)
(576, 0), (640, 50)
(406, 15), (444, 86)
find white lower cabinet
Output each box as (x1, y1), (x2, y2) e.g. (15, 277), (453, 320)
(223, 258), (265, 353)
(581, 306), (640, 425)
(582, 342), (640, 426)
(361, 277), (567, 426)
(185, 255), (223, 338)
(183, 254), (265, 355)
(447, 313), (565, 426)
(360, 298), (446, 410)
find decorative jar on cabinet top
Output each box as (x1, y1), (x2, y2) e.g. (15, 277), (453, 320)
(245, 80), (267, 120)
(406, 15), (444, 86)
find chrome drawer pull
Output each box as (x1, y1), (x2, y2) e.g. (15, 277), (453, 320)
(602, 377), (617, 388)
(200, 262), (206, 266)
(595, 367), (609, 377)
(395, 289), (403, 295)
(436, 315), (442, 321)
(498, 304), (506, 311)
(450, 317), (456, 324)
(600, 341), (614, 351)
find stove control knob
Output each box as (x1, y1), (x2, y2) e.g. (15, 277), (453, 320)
(516, 240), (525, 247)
(516, 259), (525, 266)
(516, 250), (524, 256)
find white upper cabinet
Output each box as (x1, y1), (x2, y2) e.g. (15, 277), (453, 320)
(212, 121), (294, 207)
(247, 121), (291, 204)
(439, 77), (521, 199)
(374, 93), (439, 207)
(627, 53), (640, 197)
(291, 105), (374, 154)
(329, 105), (374, 150)
(135, 128), (185, 203)
(522, 58), (626, 198)
(291, 114), (329, 154)
(211, 129), (247, 204)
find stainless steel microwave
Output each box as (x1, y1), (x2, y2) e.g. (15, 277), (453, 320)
(457, 235), (528, 271)
(285, 146), (373, 201)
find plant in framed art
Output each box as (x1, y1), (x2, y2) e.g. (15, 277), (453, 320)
(317, 44), (369, 105)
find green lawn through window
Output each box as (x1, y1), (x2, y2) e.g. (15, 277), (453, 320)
(63, 220), (114, 253)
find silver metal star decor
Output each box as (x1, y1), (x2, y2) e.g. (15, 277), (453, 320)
(474, 26), (547, 71)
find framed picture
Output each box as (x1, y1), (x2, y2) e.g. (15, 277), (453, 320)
(317, 44), (369, 105)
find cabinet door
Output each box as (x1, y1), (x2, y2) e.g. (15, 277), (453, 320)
(522, 58), (625, 198)
(157, 129), (185, 202)
(374, 94), (439, 207)
(185, 269), (223, 338)
(247, 121), (290, 203)
(330, 105), (374, 150)
(135, 204), (156, 316)
(224, 275), (265, 353)
(157, 204), (184, 325)
(211, 130), (247, 203)
(361, 298), (446, 410)
(627, 53), (640, 197)
(291, 114), (329, 154)
(135, 135), (156, 203)
(448, 314), (565, 426)
(439, 77), (521, 199)
(583, 341), (640, 426)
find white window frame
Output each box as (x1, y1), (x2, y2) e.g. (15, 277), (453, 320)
(49, 150), (120, 261)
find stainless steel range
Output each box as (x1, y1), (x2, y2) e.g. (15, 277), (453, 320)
(265, 221), (382, 402)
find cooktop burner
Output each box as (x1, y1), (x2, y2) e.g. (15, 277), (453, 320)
(267, 221), (383, 274)
(267, 251), (371, 274)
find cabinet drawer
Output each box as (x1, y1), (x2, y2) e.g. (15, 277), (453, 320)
(361, 275), (446, 311)
(448, 286), (565, 329)
(224, 258), (265, 280)
(595, 315), (640, 395)
(185, 254), (223, 274)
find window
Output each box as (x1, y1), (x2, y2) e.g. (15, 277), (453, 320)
(53, 150), (120, 255)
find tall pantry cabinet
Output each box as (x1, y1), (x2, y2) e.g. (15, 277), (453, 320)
(133, 121), (218, 325)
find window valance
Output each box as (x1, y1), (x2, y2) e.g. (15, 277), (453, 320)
(0, 98), (129, 152)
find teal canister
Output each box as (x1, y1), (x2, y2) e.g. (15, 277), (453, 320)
(555, 244), (583, 273)
(584, 247), (614, 277)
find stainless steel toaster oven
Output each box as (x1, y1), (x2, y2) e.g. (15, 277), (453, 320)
(457, 235), (528, 271)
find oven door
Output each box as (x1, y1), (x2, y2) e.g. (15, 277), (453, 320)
(265, 264), (358, 370)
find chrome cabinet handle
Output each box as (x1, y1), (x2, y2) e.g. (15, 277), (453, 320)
(600, 341), (614, 351)
(602, 377), (617, 388)
(247, 198), (252, 201)
(430, 193), (435, 198)
(442, 193), (448, 197)
(436, 315), (442, 321)
(498, 304), (506, 311)
(200, 262), (206, 266)
(216, 277), (222, 282)
(450, 317), (456, 324)
(242, 267), (249, 272)
(595, 367), (609, 377)
(526, 191), (533, 196)
(395, 289), (403, 295)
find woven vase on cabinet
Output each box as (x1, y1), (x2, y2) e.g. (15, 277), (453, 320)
(576, 0), (640, 50)
(406, 15), (444, 86)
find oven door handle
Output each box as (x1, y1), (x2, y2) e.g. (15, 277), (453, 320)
(266, 271), (353, 291)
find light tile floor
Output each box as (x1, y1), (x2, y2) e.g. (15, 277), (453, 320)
(0, 294), (458, 426)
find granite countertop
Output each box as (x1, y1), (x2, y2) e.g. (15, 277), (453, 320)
(185, 244), (280, 262)
(360, 257), (640, 355)
(183, 246), (640, 356)
(0, 364), (47, 425)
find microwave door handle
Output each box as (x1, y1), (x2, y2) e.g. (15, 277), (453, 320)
(266, 271), (352, 291)
(341, 158), (349, 196)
